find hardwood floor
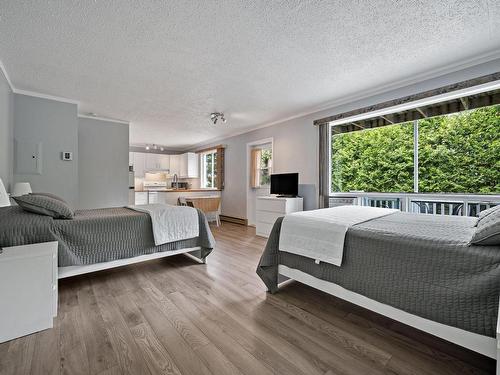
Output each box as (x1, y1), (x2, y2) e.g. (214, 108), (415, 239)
(0, 223), (495, 374)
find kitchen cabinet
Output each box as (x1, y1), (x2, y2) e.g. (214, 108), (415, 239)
(132, 152), (171, 176)
(169, 154), (180, 176)
(135, 192), (148, 205)
(131, 152), (195, 177)
(133, 152), (146, 177)
(145, 153), (158, 170)
(146, 154), (170, 172)
(159, 155), (170, 170)
(179, 152), (199, 178)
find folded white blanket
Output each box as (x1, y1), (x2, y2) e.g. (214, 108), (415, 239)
(128, 204), (199, 246)
(279, 206), (398, 266)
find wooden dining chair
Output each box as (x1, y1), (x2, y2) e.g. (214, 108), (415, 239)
(185, 197), (221, 226)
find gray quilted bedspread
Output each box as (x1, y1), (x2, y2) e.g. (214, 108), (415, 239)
(0, 206), (215, 267)
(257, 212), (500, 337)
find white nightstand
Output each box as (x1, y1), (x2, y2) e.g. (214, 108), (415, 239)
(256, 196), (303, 238)
(0, 241), (58, 343)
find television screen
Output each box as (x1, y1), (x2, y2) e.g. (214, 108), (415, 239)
(270, 173), (298, 197)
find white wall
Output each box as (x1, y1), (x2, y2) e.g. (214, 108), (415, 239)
(78, 117), (129, 209)
(14, 94), (79, 207)
(193, 58), (500, 221)
(0, 68), (13, 191)
(195, 118), (319, 220)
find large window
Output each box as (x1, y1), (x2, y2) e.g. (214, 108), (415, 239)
(331, 105), (499, 194)
(201, 150), (217, 188)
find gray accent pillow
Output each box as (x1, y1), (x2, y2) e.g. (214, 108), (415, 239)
(31, 192), (68, 204)
(478, 204), (499, 220)
(471, 205), (500, 245)
(13, 194), (73, 219)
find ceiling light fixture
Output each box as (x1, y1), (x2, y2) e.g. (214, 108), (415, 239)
(145, 145), (150, 150)
(210, 112), (227, 125)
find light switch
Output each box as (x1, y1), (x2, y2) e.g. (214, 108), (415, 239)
(62, 152), (73, 161)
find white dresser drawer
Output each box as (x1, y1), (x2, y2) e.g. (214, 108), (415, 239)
(256, 198), (286, 213)
(256, 210), (283, 225)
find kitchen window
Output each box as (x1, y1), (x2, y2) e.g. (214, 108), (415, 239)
(201, 149), (217, 189)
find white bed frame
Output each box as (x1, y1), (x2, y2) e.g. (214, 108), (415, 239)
(278, 265), (500, 373)
(58, 246), (204, 279)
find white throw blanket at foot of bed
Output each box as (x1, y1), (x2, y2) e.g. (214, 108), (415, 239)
(279, 206), (398, 266)
(128, 204), (199, 246)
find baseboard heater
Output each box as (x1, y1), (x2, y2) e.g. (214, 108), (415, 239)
(219, 215), (247, 226)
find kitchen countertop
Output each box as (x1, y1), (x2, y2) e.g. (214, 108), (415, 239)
(134, 189), (221, 193)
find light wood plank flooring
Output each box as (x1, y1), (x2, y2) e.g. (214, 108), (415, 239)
(0, 223), (495, 374)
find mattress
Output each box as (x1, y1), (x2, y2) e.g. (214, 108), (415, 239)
(0, 206), (215, 267)
(257, 212), (500, 338)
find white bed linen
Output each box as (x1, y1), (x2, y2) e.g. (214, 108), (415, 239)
(279, 206), (398, 266)
(128, 203), (199, 246)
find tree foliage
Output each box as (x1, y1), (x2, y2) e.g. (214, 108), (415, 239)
(331, 105), (499, 194)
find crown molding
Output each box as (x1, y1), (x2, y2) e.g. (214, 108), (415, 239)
(78, 114), (129, 125)
(0, 60), (14, 92)
(13, 88), (80, 105)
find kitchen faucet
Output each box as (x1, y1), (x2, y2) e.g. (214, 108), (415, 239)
(173, 174), (178, 189)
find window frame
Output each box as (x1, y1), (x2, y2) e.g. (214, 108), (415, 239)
(200, 149), (217, 189)
(329, 105), (499, 196)
(248, 138), (274, 189)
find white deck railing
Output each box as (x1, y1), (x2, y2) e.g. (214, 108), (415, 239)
(329, 192), (500, 217)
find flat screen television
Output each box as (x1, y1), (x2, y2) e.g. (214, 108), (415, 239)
(270, 173), (299, 197)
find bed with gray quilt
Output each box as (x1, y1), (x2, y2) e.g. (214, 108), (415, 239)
(0, 206), (215, 267)
(257, 210), (500, 338)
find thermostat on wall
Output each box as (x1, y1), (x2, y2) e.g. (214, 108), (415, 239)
(62, 152), (73, 161)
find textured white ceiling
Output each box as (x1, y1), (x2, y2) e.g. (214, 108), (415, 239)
(1, 1), (499, 148)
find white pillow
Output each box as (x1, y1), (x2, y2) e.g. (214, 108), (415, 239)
(0, 178), (10, 207)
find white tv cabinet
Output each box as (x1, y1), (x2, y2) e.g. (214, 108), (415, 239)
(256, 196), (303, 238)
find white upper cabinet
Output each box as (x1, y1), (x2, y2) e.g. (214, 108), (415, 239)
(145, 153), (158, 170)
(159, 154), (170, 171)
(130, 152), (196, 177)
(144, 153), (170, 172)
(179, 152), (199, 178)
(133, 152), (146, 177)
(169, 154), (180, 176)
